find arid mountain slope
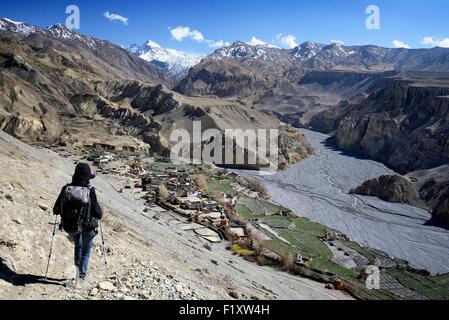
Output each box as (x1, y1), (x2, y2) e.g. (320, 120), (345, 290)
(255, 70), (387, 128)
(311, 72), (449, 173)
(0, 19), (168, 145)
(0, 19), (170, 84)
(175, 41), (297, 98)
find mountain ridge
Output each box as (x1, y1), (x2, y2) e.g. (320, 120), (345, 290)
(0, 18), (171, 85)
(0, 18), (313, 169)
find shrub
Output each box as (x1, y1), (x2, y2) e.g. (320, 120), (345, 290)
(242, 175), (268, 199)
(193, 174), (209, 191)
(281, 251), (297, 271)
(158, 184), (169, 200)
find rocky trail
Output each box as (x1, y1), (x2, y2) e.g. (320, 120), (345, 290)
(0, 131), (350, 300)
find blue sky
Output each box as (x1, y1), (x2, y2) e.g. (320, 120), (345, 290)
(1, 0), (448, 54)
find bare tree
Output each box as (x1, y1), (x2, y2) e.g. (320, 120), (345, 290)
(193, 174), (209, 191)
(281, 251), (297, 272)
(243, 175), (268, 199)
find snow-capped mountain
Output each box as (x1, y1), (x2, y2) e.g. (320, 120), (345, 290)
(176, 39), (449, 98)
(210, 41), (293, 62)
(0, 18), (37, 36)
(0, 18), (116, 50)
(290, 41), (326, 60)
(128, 41), (203, 78)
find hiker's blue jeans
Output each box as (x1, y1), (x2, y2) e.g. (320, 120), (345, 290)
(71, 230), (95, 279)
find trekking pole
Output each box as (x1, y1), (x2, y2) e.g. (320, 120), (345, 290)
(45, 215), (59, 280)
(99, 220), (108, 278)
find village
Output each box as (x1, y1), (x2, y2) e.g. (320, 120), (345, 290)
(84, 151), (248, 245)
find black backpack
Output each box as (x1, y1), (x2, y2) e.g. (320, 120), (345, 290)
(60, 185), (92, 234)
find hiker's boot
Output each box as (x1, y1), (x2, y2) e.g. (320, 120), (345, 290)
(75, 277), (85, 290)
(73, 267), (81, 289)
(65, 266), (80, 289)
(75, 267), (80, 282)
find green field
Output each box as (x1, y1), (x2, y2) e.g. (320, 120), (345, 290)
(159, 164), (449, 300)
(146, 161), (199, 173)
(254, 214), (356, 278)
(207, 178), (238, 195)
(238, 196), (290, 217)
(341, 240), (377, 264)
(387, 269), (449, 300)
(235, 203), (254, 219)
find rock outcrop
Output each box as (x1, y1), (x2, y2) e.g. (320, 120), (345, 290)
(434, 191), (449, 225)
(350, 175), (418, 205)
(278, 126), (315, 169)
(352, 165), (449, 226)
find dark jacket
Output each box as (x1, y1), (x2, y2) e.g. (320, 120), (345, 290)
(53, 163), (103, 231)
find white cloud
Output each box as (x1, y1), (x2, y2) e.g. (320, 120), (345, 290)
(392, 40), (410, 49)
(169, 26), (229, 49)
(276, 34), (298, 49)
(104, 11), (128, 25)
(422, 36), (434, 45)
(247, 37), (280, 48)
(421, 36), (449, 48)
(331, 39), (345, 45)
(248, 36), (267, 46)
(207, 40), (230, 48)
(170, 26), (204, 42)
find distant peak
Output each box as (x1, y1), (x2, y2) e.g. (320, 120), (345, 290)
(1, 18), (24, 25)
(231, 41), (247, 46)
(330, 42), (343, 47)
(127, 41), (202, 77)
(146, 40), (161, 49)
(48, 23), (65, 28)
(299, 41), (322, 48)
(47, 23), (70, 31)
(328, 42), (343, 48)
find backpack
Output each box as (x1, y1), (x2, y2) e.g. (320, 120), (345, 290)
(60, 185), (92, 234)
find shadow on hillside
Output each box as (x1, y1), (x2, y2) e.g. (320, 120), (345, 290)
(321, 136), (379, 162)
(0, 257), (65, 287)
(321, 136), (449, 175)
(425, 217), (449, 231)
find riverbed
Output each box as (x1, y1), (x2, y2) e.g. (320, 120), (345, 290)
(252, 129), (449, 275)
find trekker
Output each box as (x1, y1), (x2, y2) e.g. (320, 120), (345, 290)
(53, 163), (103, 288)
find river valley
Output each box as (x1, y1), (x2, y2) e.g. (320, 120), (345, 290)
(254, 130), (449, 275)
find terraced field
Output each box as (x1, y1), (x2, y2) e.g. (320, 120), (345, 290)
(200, 166), (449, 300)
